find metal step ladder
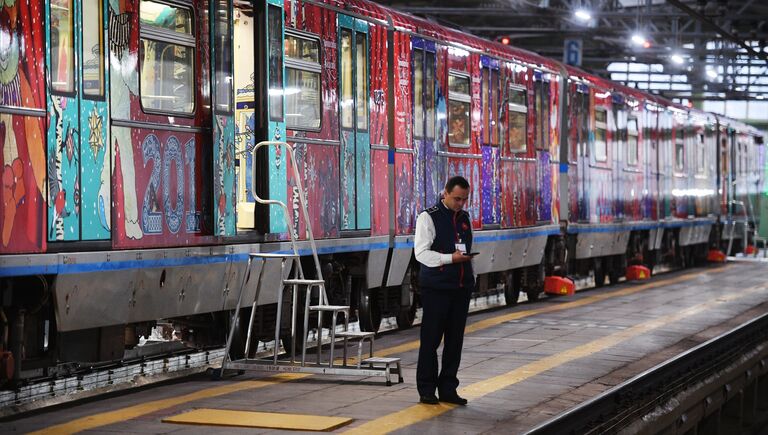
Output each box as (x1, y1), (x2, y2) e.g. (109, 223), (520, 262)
(219, 141), (402, 385)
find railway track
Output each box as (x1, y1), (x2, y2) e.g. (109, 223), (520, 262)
(526, 311), (768, 434)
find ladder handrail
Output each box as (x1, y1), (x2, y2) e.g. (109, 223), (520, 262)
(250, 141), (325, 294)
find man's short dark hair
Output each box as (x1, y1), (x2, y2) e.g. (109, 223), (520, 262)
(445, 176), (470, 193)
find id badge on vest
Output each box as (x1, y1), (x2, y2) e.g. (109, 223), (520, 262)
(455, 243), (467, 253)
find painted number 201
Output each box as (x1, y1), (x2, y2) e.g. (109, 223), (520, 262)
(141, 134), (200, 235)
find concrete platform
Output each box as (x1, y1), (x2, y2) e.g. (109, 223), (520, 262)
(3, 262), (768, 434)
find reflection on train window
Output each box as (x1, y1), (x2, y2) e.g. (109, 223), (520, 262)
(534, 79), (550, 150)
(340, 30), (353, 129)
(82, 0), (104, 98)
(140, 0), (195, 114)
(285, 33), (321, 130)
(482, 66), (500, 146)
(51, 0), (75, 94)
(595, 108), (608, 162)
(675, 128), (685, 172)
(413, 50), (424, 138)
(425, 53), (435, 139)
(213, 0), (232, 113)
(627, 117), (638, 166)
(448, 73), (471, 147)
(696, 133), (705, 174)
(507, 85), (527, 154)
(267, 5), (283, 121)
(355, 32), (368, 131)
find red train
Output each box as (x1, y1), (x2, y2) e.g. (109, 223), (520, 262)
(0, 0), (764, 381)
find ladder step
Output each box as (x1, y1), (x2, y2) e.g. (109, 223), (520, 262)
(336, 331), (375, 339)
(283, 279), (325, 286)
(309, 305), (350, 312)
(362, 357), (401, 364)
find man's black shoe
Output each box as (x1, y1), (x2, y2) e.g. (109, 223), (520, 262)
(439, 393), (468, 405)
(419, 394), (439, 405)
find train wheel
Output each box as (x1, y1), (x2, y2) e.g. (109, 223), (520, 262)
(608, 255), (621, 285)
(358, 287), (382, 333)
(525, 264), (545, 302)
(396, 265), (418, 329)
(504, 269), (521, 306)
(593, 257), (606, 287)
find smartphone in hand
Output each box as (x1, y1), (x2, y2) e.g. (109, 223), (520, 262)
(462, 252), (480, 257)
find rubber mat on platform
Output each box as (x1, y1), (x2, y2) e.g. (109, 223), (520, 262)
(163, 408), (353, 431)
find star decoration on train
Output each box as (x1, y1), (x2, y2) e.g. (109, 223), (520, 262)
(88, 108), (104, 161)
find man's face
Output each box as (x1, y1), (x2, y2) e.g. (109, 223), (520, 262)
(443, 185), (470, 212)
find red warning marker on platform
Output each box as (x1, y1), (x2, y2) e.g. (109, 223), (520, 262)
(707, 249), (727, 263)
(745, 245), (757, 255)
(544, 276), (575, 296)
(626, 265), (651, 281)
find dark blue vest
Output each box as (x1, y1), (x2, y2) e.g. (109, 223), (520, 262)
(418, 201), (475, 290)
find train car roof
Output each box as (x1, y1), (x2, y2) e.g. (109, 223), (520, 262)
(333, 0), (563, 73)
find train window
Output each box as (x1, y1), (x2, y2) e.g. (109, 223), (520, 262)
(482, 68), (489, 144)
(340, 30), (353, 129)
(534, 80), (550, 150)
(51, 0), (75, 94)
(82, 0), (104, 98)
(267, 5), (283, 121)
(285, 33), (321, 130)
(481, 67), (500, 146)
(448, 73), (471, 147)
(507, 85), (527, 154)
(696, 133), (706, 174)
(355, 33), (368, 130)
(674, 128), (685, 172)
(579, 92), (589, 158)
(425, 53), (435, 139)
(413, 50), (424, 138)
(213, 0), (233, 113)
(627, 117), (638, 166)
(595, 108), (607, 162)
(139, 0), (195, 115)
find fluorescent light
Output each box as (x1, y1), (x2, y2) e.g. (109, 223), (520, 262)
(706, 69), (718, 79)
(574, 9), (592, 21)
(631, 34), (646, 46)
(670, 54), (685, 64)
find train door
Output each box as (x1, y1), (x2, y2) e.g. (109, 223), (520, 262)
(235, 0), (285, 235)
(212, 0), (235, 236)
(412, 38), (438, 213)
(47, 0), (110, 241)
(480, 56), (501, 226)
(612, 97), (625, 220)
(533, 73), (552, 222)
(338, 16), (370, 231)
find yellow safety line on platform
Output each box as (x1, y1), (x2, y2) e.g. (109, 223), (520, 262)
(29, 374), (310, 435)
(29, 266), (726, 434)
(356, 267), (720, 361)
(343, 280), (764, 435)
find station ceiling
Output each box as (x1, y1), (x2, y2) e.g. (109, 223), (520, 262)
(376, 0), (768, 102)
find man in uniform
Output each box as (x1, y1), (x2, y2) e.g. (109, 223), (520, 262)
(414, 175), (475, 405)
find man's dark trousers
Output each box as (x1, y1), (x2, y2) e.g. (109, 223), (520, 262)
(416, 286), (471, 397)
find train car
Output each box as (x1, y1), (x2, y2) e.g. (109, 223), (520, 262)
(0, 0), (763, 384)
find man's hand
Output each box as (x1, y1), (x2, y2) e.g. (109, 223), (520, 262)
(451, 250), (472, 263)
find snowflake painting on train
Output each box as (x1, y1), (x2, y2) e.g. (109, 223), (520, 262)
(0, 0), (46, 253)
